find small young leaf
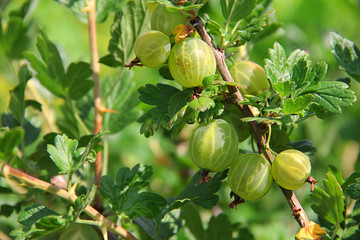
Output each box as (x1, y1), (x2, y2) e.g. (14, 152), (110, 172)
(311, 173), (345, 227)
(47, 134), (79, 174)
(330, 32), (360, 82)
(283, 95), (314, 114)
(188, 97), (215, 112)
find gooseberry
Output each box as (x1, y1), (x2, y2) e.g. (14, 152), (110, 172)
(169, 38), (216, 88)
(221, 105), (250, 142)
(228, 153), (273, 200)
(134, 30), (171, 68)
(229, 61), (270, 95)
(272, 149), (311, 190)
(189, 119), (239, 172)
(151, 5), (188, 36)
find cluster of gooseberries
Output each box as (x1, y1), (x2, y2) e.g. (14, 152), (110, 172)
(189, 118), (313, 202)
(133, 5), (216, 88)
(132, 5), (314, 204)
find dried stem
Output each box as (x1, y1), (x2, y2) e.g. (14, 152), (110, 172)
(0, 162), (137, 240)
(190, 15), (310, 228)
(86, 0), (102, 187)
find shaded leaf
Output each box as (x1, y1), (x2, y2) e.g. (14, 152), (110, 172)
(346, 178), (360, 200)
(220, 0), (256, 23)
(283, 95), (314, 114)
(99, 164), (166, 219)
(330, 32), (360, 82)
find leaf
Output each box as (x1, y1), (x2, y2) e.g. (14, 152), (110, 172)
(288, 140), (317, 155)
(346, 178), (360, 200)
(301, 81), (357, 113)
(11, 205), (66, 240)
(265, 42), (288, 84)
(66, 62), (94, 100)
(137, 83), (181, 137)
(241, 116), (283, 125)
(74, 185), (97, 219)
(9, 65), (32, 124)
(311, 173), (345, 227)
(220, 0), (256, 23)
(18, 204), (60, 226)
(99, 164), (167, 219)
(181, 204), (205, 240)
(47, 134), (79, 174)
(283, 95), (314, 114)
(171, 170), (227, 210)
(0, 127), (24, 160)
(103, 0), (149, 67)
(188, 97), (215, 112)
(330, 32), (360, 82)
(205, 214), (233, 240)
(342, 172), (360, 192)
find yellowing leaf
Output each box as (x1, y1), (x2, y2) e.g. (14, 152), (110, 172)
(173, 24), (194, 43)
(296, 221), (326, 240)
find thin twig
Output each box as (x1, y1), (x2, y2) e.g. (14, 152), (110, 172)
(85, 0), (102, 187)
(0, 162), (137, 240)
(190, 15), (310, 228)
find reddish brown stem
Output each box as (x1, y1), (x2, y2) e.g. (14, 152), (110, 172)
(86, 0), (102, 187)
(190, 15), (310, 228)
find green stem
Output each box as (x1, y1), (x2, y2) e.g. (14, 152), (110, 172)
(102, 136), (109, 176)
(76, 219), (103, 227)
(330, 225), (340, 240)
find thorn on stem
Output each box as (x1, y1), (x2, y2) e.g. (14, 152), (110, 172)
(306, 176), (317, 191)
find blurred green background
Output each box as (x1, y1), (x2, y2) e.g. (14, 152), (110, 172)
(1, 0), (360, 239)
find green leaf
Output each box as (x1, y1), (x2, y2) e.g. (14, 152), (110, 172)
(346, 178), (360, 200)
(171, 170), (227, 210)
(265, 42), (288, 84)
(9, 65), (32, 124)
(0, 1), (32, 60)
(66, 62), (94, 100)
(18, 204), (60, 226)
(103, 0), (149, 67)
(220, 0), (256, 22)
(272, 81), (295, 98)
(241, 116), (283, 126)
(330, 32), (360, 82)
(74, 185), (97, 219)
(138, 83), (181, 137)
(188, 97), (215, 112)
(47, 134), (79, 174)
(181, 204), (205, 240)
(283, 94), (314, 114)
(99, 164), (166, 219)
(342, 172), (360, 192)
(301, 81), (357, 113)
(205, 214), (233, 240)
(311, 173), (345, 227)
(11, 205), (66, 240)
(0, 127), (24, 160)
(46, 132), (101, 175)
